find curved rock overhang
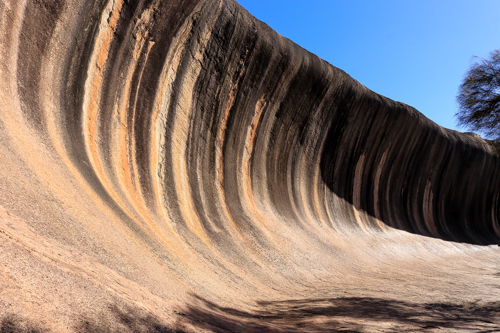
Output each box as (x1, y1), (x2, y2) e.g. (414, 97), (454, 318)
(1, 0), (499, 331)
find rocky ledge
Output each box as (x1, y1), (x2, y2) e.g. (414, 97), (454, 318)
(0, 0), (499, 331)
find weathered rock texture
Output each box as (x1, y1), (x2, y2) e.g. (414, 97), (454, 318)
(1, 0), (500, 331)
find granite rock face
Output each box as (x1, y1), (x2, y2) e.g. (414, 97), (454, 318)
(1, 0), (500, 331)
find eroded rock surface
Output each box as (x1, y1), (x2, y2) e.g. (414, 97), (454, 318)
(1, 0), (499, 331)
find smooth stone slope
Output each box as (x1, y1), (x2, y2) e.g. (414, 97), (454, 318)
(1, 0), (499, 331)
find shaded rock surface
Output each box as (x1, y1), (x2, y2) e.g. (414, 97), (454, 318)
(1, 0), (499, 331)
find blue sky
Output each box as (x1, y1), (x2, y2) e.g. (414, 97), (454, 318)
(236, 0), (500, 132)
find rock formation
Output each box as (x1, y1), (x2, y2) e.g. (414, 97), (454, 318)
(1, 0), (499, 331)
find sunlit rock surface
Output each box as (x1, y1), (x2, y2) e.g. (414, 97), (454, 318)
(1, 0), (500, 331)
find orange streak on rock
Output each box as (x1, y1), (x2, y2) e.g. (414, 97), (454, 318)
(374, 148), (389, 230)
(423, 181), (438, 237)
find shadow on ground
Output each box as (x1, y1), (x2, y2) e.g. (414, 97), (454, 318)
(0, 314), (49, 333)
(2, 297), (499, 332)
(182, 295), (500, 332)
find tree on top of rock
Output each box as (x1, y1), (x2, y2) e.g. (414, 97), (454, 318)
(456, 49), (500, 139)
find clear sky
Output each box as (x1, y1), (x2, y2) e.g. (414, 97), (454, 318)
(236, 0), (500, 133)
